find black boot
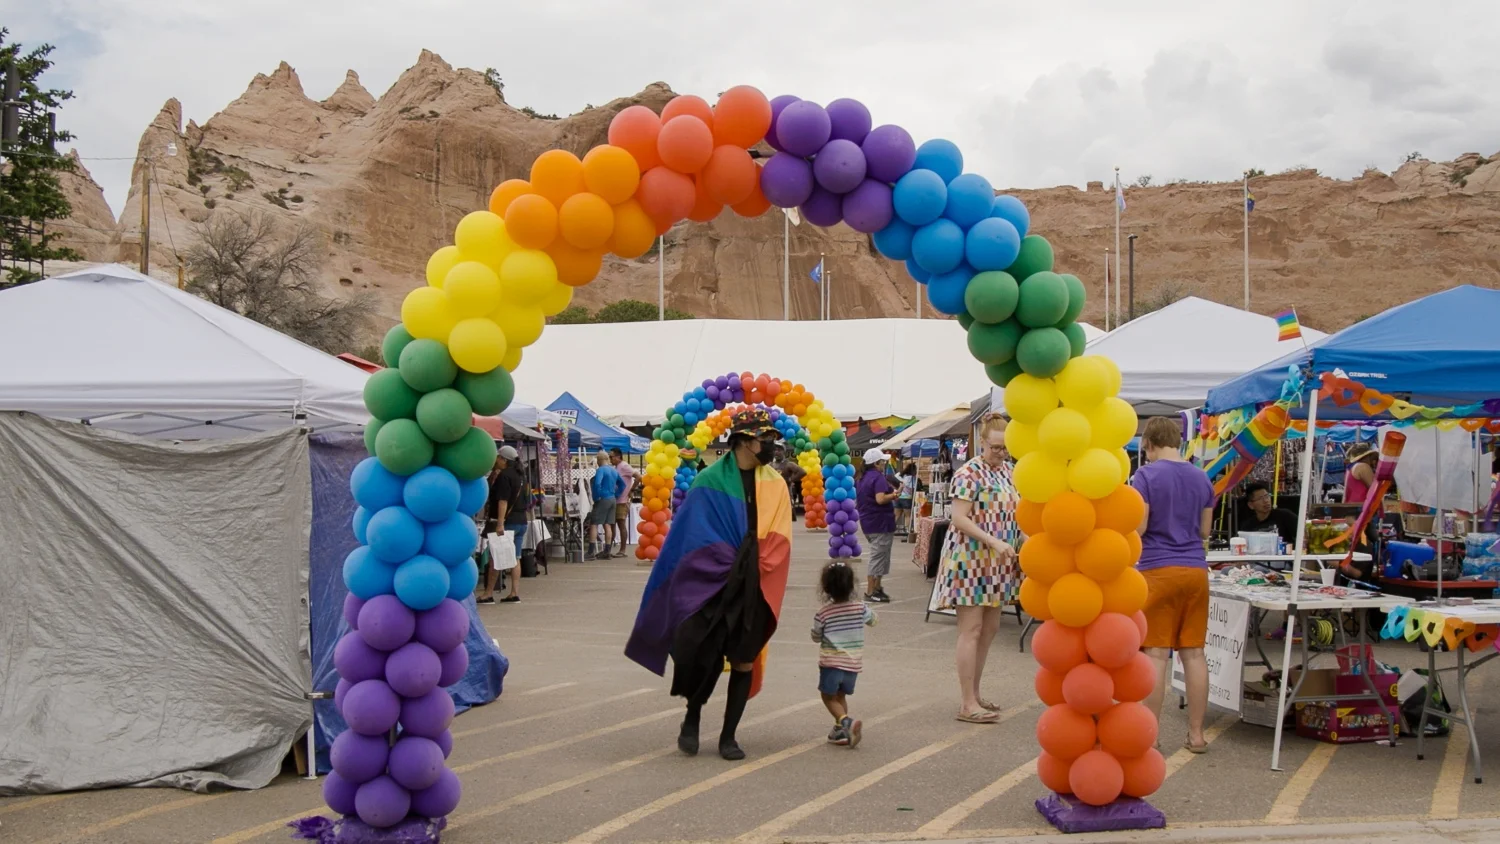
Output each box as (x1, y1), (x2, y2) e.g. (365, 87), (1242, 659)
(719, 670), (752, 760)
(678, 703), (701, 756)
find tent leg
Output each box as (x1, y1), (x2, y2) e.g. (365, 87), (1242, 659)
(304, 710), (318, 780)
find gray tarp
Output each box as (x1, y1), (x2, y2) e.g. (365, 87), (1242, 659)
(0, 412), (312, 794)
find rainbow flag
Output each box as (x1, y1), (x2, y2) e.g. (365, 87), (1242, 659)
(1274, 308), (1301, 342)
(1206, 403), (1291, 496)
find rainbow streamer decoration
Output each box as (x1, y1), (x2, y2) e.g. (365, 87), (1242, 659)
(1332, 431), (1406, 562)
(1274, 308), (1302, 342)
(1206, 403), (1291, 497)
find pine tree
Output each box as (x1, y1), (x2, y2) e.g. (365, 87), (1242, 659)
(0, 29), (80, 285)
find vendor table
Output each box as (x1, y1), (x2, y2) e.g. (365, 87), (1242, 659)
(1378, 577), (1499, 601)
(1407, 602), (1500, 784)
(1207, 551), (1371, 570)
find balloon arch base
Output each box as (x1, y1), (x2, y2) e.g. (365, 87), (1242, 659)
(291, 814), (445, 843)
(1036, 793), (1165, 834)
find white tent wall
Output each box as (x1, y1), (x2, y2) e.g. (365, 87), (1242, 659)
(1388, 427), (1495, 514)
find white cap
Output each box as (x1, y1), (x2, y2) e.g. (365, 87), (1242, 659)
(498, 445), (520, 460)
(862, 447), (889, 464)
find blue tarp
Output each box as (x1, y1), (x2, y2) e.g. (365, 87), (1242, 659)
(308, 434), (509, 773)
(546, 391), (650, 453)
(1207, 286), (1500, 417)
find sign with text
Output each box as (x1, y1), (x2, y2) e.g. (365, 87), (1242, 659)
(1171, 595), (1250, 712)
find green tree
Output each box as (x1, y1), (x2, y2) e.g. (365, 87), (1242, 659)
(0, 29), (80, 285)
(594, 299), (694, 322)
(550, 305), (593, 324)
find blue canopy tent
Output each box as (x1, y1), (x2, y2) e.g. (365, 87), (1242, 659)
(547, 391), (650, 453)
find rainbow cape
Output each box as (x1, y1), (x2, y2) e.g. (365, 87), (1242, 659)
(625, 458), (792, 698)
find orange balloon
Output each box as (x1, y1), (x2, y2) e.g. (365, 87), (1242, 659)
(1110, 652), (1157, 702)
(609, 199), (657, 259)
(1019, 533), (1076, 586)
(1019, 577), (1052, 621)
(1042, 492), (1097, 545)
(608, 105), (662, 171)
(651, 510), (668, 525)
(530, 149), (585, 206)
(503, 194), (559, 250)
(1121, 748), (1167, 798)
(700, 145), (758, 205)
(1125, 530), (1142, 564)
(1036, 703), (1097, 762)
(653, 213), (675, 236)
(638, 521), (658, 537)
(558, 192), (615, 250)
(637, 166), (696, 223)
(1034, 667), (1066, 706)
(1047, 572), (1104, 628)
(661, 94), (714, 130)
(687, 176), (723, 222)
(546, 241), (604, 287)
(1084, 611), (1142, 669)
(1016, 499), (1045, 537)
(1100, 567), (1149, 616)
(1131, 610), (1148, 640)
(488, 179), (532, 216)
(1061, 662), (1115, 715)
(657, 115), (714, 174)
(1098, 702), (1158, 758)
(731, 178), (772, 217)
(1032, 620), (1088, 674)
(1075, 529), (1132, 582)
(1069, 749), (1125, 807)
(581, 145), (642, 205)
(1094, 485), (1146, 534)
(712, 85), (772, 148)
(1037, 752), (1074, 795)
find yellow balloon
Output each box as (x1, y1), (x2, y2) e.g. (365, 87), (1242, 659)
(1013, 452), (1069, 503)
(447, 317), (508, 373)
(501, 345), (522, 372)
(425, 245), (462, 288)
(665, 443), (680, 457)
(493, 305), (545, 348)
(401, 286), (457, 341)
(1004, 420), (1039, 459)
(454, 211), (515, 268)
(1068, 448), (1124, 499)
(537, 282), (573, 317)
(1037, 407), (1092, 461)
(1093, 355), (1122, 397)
(501, 249), (559, 306)
(1003, 374), (1059, 425)
(1055, 356), (1110, 412)
(443, 261), (503, 318)
(1087, 397), (1138, 451)
(1114, 448), (1133, 481)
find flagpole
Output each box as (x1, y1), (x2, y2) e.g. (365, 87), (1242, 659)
(916, 280), (922, 319)
(1103, 248), (1111, 331)
(782, 212), (790, 321)
(828, 265), (833, 320)
(658, 235), (665, 321)
(1113, 167), (1121, 330)
(819, 254), (826, 321)
(1243, 173), (1250, 311)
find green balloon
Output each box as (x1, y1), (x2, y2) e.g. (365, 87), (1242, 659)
(1057, 274), (1086, 325)
(1062, 322), (1088, 358)
(399, 339), (458, 393)
(834, 442), (850, 456)
(454, 367), (514, 416)
(364, 418), (385, 455)
(985, 360), (1024, 388)
(671, 413), (685, 427)
(823, 453), (838, 467)
(840, 455), (853, 466)
(1008, 235), (1054, 281)
(652, 427), (665, 441)
(964, 271), (1020, 324)
(435, 427), (498, 481)
(381, 325), (414, 367)
(416, 388), (474, 444)
(957, 310), (975, 330)
(1015, 327), (1072, 378)
(967, 319), (1024, 365)
(661, 429), (676, 444)
(1016, 272), (1070, 328)
(364, 369), (420, 420)
(375, 418), (434, 476)
(817, 437), (833, 453)
(830, 429), (846, 444)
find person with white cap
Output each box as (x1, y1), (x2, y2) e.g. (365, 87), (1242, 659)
(857, 447), (900, 603)
(478, 445), (528, 604)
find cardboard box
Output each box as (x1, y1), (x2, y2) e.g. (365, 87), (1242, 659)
(1241, 682), (1293, 728)
(1296, 702), (1395, 743)
(1333, 672), (1401, 707)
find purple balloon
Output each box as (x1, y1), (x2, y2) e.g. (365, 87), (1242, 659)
(761, 153), (815, 209)
(343, 679), (401, 736)
(388, 735), (446, 791)
(343, 593), (365, 630)
(400, 688), (456, 738)
(323, 770), (359, 816)
(355, 775), (411, 829)
(812, 139), (867, 194)
(842, 179), (894, 233)
(410, 768), (462, 819)
(358, 595), (417, 652)
(832, 510), (849, 524)
(776, 100), (831, 158)
(765, 94), (800, 152)
(386, 642), (443, 698)
(826, 98), (872, 144)
(863, 125), (918, 183)
(705, 385), (720, 401)
(435, 729), (453, 759)
(438, 645), (469, 687)
(715, 375), (729, 389)
(334, 678), (352, 711)
(335, 631), (388, 684)
(415, 599), (469, 653)
(331, 729), (390, 784)
(836, 545), (854, 558)
(801, 187), (843, 227)
(828, 522), (842, 537)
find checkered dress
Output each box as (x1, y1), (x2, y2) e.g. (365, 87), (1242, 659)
(937, 458), (1021, 608)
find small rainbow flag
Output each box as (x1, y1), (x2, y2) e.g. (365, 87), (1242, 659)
(1274, 308), (1301, 341)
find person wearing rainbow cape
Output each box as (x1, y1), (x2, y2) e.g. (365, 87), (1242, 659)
(625, 408), (793, 761)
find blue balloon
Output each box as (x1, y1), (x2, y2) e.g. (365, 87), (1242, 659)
(684, 412), (699, 426)
(394, 555), (450, 612)
(352, 457), (406, 511)
(423, 512), (479, 565)
(913, 139), (963, 183)
(457, 476), (488, 517)
(692, 387), (707, 400)
(892, 169), (947, 226)
(367, 506), (426, 563)
(927, 266), (973, 315)
(911, 218), (966, 275)
(965, 216), (1022, 271)
(944, 173), (995, 228)
(872, 219), (915, 261)
(353, 507), (372, 544)
(446, 558), (479, 600)
(832, 488), (849, 502)
(990, 194), (1031, 239)
(403, 466), (462, 523)
(905, 258), (932, 284)
(344, 546), (396, 600)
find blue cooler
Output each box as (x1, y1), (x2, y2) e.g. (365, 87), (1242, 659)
(1385, 541), (1435, 578)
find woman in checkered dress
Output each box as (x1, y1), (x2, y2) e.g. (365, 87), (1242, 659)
(937, 416), (1020, 723)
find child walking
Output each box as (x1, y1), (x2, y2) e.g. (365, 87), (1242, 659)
(811, 561), (876, 747)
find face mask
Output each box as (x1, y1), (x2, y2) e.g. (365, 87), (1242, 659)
(754, 439), (777, 465)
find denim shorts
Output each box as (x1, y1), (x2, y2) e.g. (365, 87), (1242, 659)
(818, 666), (858, 696)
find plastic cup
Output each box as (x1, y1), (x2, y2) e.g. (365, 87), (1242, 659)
(1320, 566), (1336, 586)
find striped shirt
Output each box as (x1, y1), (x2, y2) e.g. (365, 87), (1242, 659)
(811, 600), (877, 672)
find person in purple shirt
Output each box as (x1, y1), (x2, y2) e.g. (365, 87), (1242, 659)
(857, 449), (899, 603)
(1131, 417), (1216, 754)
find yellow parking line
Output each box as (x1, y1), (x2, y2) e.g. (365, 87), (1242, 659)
(451, 687), (654, 738)
(1265, 742), (1337, 824)
(916, 759), (1037, 838)
(52, 793), (232, 843)
(1161, 716), (1235, 779)
(521, 682), (579, 696)
(1430, 723), (1470, 819)
(0, 794), (77, 816)
(452, 706), (681, 774)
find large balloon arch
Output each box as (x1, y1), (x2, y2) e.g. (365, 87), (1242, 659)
(331, 84), (1155, 835)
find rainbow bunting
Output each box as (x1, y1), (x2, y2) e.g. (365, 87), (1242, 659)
(1274, 308), (1301, 342)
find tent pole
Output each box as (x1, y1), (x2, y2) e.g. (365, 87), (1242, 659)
(1436, 432), (1444, 602)
(1271, 384), (1319, 772)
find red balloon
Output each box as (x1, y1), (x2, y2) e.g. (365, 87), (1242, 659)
(1061, 663), (1115, 715)
(686, 175), (723, 222)
(1131, 610), (1149, 641)
(1109, 652), (1157, 703)
(1036, 703), (1097, 762)
(1084, 612), (1142, 669)
(1032, 620), (1088, 675)
(730, 176), (772, 217)
(1034, 667), (1066, 706)
(1098, 702), (1158, 758)
(637, 166), (696, 223)
(1036, 752), (1073, 795)
(608, 105), (662, 172)
(657, 116), (714, 174)
(1069, 749), (1125, 807)
(1121, 747), (1167, 798)
(661, 94), (714, 130)
(700, 145), (758, 205)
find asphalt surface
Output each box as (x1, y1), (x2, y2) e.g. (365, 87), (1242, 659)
(3, 522), (1500, 843)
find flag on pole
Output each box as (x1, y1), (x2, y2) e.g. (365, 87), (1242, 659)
(1273, 308), (1301, 341)
(809, 261), (822, 284)
(1245, 187), (1255, 212)
(784, 207), (802, 226)
(1115, 179), (1127, 213)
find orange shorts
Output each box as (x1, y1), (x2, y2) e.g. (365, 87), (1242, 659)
(1139, 566), (1209, 650)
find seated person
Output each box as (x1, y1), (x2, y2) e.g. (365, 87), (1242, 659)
(1242, 481), (1297, 544)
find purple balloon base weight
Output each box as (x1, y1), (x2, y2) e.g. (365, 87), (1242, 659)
(288, 814), (445, 844)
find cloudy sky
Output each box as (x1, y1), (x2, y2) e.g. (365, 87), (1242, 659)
(13, 0), (1500, 216)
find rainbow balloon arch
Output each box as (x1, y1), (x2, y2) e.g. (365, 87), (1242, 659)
(326, 83), (1159, 837)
